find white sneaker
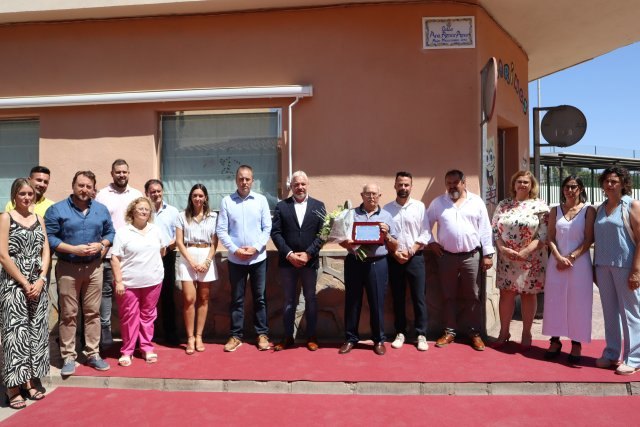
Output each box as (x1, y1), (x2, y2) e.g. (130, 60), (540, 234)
(417, 335), (429, 351)
(391, 333), (405, 349)
(615, 363), (640, 375)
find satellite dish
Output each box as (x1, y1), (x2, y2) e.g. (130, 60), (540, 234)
(541, 105), (587, 147)
(481, 58), (497, 123)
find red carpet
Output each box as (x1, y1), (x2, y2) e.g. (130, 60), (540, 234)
(71, 339), (629, 383)
(4, 387), (638, 426)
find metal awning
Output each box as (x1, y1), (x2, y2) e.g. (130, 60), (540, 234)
(533, 152), (640, 171)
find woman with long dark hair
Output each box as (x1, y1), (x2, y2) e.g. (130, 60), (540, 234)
(175, 184), (218, 354)
(593, 167), (640, 375)
(0, 178), (50, 409)
(542, 175), (595, 363)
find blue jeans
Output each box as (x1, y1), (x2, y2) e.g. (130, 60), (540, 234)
(344, 254), (387, 344)
(228, 260), (268, 339)
(100, 260), (113, 328)
(280, 265), (318, 338)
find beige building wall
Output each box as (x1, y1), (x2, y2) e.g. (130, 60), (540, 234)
(0, 1), (531, 339)
(0, 2), (528, 207)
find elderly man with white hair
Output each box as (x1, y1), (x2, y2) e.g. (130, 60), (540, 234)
(271, 171), (326, 351)
(338, 183), (397, 355)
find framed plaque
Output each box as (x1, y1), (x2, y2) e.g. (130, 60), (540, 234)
(352, 222), (384, 244)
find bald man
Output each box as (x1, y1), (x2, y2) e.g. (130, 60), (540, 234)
(338, 183), (397, 356)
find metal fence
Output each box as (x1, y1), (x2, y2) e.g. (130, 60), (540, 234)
(540, 178), (640, 206)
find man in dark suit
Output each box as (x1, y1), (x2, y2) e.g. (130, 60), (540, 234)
(271, 171), (326, 351)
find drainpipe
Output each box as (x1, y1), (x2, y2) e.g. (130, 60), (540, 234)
(287, 96), (301, 189)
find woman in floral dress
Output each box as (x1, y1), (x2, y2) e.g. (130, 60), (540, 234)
(491, 170), (549, 349)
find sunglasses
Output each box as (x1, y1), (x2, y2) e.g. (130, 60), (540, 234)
(563, 184), (579, 190)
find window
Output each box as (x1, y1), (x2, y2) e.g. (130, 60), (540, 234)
(0, 119), (39, 210)
(161, 110), (280, 211)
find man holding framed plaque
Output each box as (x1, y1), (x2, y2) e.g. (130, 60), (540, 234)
(427, 169), (494, 351)
(383, 171), (432, 351)
(338, 183), (397, 356)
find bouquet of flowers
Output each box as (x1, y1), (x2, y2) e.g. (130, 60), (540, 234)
(317, 200), (366, 260)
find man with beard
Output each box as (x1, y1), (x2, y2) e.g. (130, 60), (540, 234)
(217, 165), (272, 352)
(45, 171), (115, 374)
(95, 159), (143, 348)
(383, 171), (432, 351)
(145, 179), (180, 345)
(271, 171), (325, 351)
(339, 183), (396, 356)
(5, 166), (54, 216)
(427, 169), (494, 351)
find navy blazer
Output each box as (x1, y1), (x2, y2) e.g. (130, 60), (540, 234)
(271, 196), (326, 268)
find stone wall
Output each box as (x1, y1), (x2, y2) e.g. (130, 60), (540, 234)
(47, 250), (499, 342)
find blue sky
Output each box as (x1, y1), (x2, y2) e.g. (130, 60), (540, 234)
(528, 41), (640, 159)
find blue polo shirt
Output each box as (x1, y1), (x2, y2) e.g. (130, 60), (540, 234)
(45, 196), (115, 263)
(352, 204), (394, 258)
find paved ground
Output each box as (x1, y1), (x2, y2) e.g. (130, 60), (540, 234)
(489, 285), (604, 344)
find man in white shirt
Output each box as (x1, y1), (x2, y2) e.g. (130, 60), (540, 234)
(145, 179), (180, 346)
(95, 159), (143, 348)
(427, 169), (494, 351)
(383, 171), (432, 351)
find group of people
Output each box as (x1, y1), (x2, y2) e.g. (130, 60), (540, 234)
(490, 167), (640, 378)
(1, 161), (639, 410)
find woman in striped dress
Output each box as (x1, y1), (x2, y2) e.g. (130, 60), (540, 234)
(175, 184), (218, 354)
(594, 167), (640, 375)
(0, 178), (51, 409)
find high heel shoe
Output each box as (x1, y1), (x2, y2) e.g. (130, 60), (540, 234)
(195, 334), (205, 352)
(568, 341), (582, 364)
(185, 336), (195, 355)
(544, 337), (562, 360)
(489, 333), (511, 349)
(519, 333), (533, 352)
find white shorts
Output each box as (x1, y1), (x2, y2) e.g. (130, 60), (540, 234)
(177, 246), (218, 282)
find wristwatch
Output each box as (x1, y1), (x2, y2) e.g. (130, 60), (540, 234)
(38, 275), (48, 284)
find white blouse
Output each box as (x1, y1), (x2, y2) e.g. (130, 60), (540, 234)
(111, 223), (164, 288)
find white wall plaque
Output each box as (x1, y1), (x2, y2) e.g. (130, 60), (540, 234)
(423, 16), (475, 49)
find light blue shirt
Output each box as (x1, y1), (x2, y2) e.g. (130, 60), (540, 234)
(153, 202), (179, 247)
(216, 190), (272, 265)
(594, 195), (636, 268)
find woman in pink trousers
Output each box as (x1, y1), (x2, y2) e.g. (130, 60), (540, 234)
(111, 197), (165, 366)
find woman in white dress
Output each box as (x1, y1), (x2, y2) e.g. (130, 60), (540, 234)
(543, 175), (595, 363)
(176, 184), (218, 354)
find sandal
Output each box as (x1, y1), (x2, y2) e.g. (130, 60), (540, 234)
(6, 389), (26, 410)
(185, 336), (195, 355)
(489, 333), (511, 349)
(195, 335), (206, 352)
(25, 387), (45, 401)
(144, 352), (158, 364)
(118, 355), (133, 367)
